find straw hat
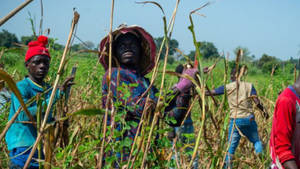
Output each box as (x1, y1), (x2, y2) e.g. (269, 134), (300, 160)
(99, 25), (156, 75)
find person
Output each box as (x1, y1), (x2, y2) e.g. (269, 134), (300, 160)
(270, 73), (300, 169)
(99, 25), (197, 165)
(205, 65), (268, 168)
(168, 64), (198, 169)
(0, 64), (11, 114)
(5, 35), (74, 169)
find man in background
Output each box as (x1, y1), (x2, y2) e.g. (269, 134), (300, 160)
(205, 65), (268, 168)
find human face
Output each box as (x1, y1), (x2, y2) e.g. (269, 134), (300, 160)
(25, 55), (50, 84)
(115, 33), (141, 69)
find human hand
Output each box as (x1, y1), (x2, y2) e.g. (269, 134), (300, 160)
(203, 67), (209, 74)
(263, 111), (269, 120)
(175, 68), (198, 92)
(60, 76), (75, 92)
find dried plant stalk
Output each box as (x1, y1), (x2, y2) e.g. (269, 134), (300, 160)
(0, 0), (34, 26)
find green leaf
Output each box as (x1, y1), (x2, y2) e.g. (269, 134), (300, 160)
(129, 83), (138, 87)
(72, 108), (104, 116)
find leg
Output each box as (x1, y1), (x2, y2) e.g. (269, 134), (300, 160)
(241, 118), (263, 154)
(169, 127), (180, 169)
(225, 120), (242, 168)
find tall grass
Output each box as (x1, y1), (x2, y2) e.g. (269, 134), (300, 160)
(0, 1), (295, 169)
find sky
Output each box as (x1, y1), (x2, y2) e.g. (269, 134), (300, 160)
(1, 0), (300, 60)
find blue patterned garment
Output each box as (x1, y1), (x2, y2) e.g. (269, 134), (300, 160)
(102, 67), (191, 160)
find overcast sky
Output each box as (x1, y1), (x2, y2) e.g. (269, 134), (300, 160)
(1, 0), (300, 60)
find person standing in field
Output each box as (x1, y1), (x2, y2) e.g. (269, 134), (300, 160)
(270, 72), (300, 169)
(168, 64), (198, 169)
(205, 65), (268, 168)
(5, 36), (74, 169)
(99, 24), (198, 166)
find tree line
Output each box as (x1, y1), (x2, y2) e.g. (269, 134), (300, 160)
(0, 29), (299, 74)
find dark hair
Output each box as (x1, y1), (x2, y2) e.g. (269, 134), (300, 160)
(175, 64), (184, 74)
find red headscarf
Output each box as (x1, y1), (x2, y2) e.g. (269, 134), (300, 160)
(25, 35), (50, 62)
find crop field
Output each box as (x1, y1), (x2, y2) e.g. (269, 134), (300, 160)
(0, 46), (295, 169)
(0, 1), (299, 169)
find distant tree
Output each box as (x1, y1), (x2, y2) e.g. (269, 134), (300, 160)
(188, 41), (220, 60)
(257, 54), (280, 73)
(48, 38), (63, 50)
(187, 51), (196, 61)
(70, 41), (95, 52)
(71, 44), (81, 51)
(167, 56), (175, 64)
(288, 57), (300, 70)
(52, 43), (64, 51)
(154, 37), (179, 60)
(80, 41), (95, 50)
(0, 30), (19, 48)
(234, 46), (254, 62)
(21, 35), (36, 45)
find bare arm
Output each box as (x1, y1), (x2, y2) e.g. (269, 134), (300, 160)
(283, 160), (298, 169)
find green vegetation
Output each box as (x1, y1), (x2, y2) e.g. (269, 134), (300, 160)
(0, 45), (296, 168)
(0, 10), (298, 166)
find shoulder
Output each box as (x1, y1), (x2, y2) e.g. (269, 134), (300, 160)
(9, 78), (31, 101)
(225, 82), (235, 89)
(16, 78), (29, 86)
(16, 78), (31, 92)
(243, 81), (253, 86)
(277, 88), (297, 105)
(238, 81), (252, 87)
(103, 68), (118, 82)
(273, 89), (298, 115)
(243, 82), (254, 91)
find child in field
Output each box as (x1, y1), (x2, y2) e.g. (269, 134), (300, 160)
(270, 73), (300, 169)
(5, 36), (73, 169)
(205, 66), (268, 168)
(99, 25), (197, 164)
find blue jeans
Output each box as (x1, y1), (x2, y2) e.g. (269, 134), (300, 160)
(9, 147), (42, 169)
(225, 114), (263, 168)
